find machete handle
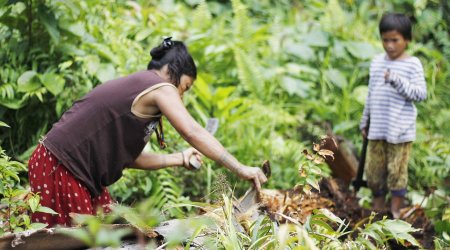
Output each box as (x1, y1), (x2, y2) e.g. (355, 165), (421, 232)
(188, 156), (201, 170)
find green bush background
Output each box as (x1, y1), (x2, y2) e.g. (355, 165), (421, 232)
(1, 0), (449, 243)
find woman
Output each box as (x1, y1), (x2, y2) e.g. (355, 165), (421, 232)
(28, 37), (268, 227)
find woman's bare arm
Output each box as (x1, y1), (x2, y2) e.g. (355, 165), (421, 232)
(130, 147), (201, 170)
(130, 152), (183, 170)
(151, 86), (267, 190)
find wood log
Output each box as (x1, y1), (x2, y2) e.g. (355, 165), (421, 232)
(321, 136), (358, 186)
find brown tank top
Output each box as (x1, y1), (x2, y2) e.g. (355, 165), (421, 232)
(43, 70), (172, 196)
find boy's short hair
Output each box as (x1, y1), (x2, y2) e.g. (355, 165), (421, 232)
(379, 13), (412, 40)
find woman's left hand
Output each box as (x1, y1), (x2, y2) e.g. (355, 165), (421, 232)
(181, 147), (202, 170)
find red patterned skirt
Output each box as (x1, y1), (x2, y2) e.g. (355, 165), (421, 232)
(28, 144), (113, 227)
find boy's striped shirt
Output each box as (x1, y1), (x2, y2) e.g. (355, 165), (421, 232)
(360, 53), (427, 144)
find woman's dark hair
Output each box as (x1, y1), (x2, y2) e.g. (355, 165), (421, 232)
(147, 37), (197, 86)
(379, 13), (412, 40)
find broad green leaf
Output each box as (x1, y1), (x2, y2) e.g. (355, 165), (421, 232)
(317, 208), (344, 224)
(363, 230), (383, 244)
(59, 61), (73, 71)
(352, 85), (368, 105)
(215, 87), (235, 100)
(0, 121), (9, 127)
(321, 0), (345, 30)
(333, 120), (358, 134)
(306, 177), (320, 191)
(28, 195), (40, 213)
(135, 28), (153, 42)
(17, 71), (40, 92)
(37, 4), (60, 44)
(40, 73), (65, 96)
(383, 220), (420, 234)
(84, 55), (100, 76)
(36, 206), (59, 215)
(29, 222), (48, 231)
(333, 40), (347, 58)
(66, 22), (86, 37)
(96, 228), (131, 247)
(56, 43), (86, 56)
(285, 63), (320, 77)
(22, 214), (30, 226)
(11, 189), (28, 197)
(302, 30), (329, 47)
(89, 43), (120, 64)
(284, 43), (315, 61)
(344, 42), (377, 60)
(310, 218), (334, 233)
(357, 237), (377, 250)
(96, 64), (116, 82)
(324, 69), (347, 88)
(59, 228), (92, 245)
(281, 77), (310, 98)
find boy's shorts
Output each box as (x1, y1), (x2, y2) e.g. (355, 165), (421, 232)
(365, 140), (412, 197)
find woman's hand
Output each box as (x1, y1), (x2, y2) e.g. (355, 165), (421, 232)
(181, 147), (202, 170)
(236, 165), (268, 192)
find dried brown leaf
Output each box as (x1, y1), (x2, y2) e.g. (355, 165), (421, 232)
(313, 157), (324, 164)
(318, 149), (335, 160)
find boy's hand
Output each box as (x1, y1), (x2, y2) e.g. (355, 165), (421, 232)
(361, 128), (368, 139)
(384, 69), (391, 83)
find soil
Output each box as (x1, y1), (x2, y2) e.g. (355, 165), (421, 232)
(258, 178), (435, 249)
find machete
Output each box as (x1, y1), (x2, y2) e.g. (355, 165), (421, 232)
(188, 118), (219, 170)
(352, 121), (369, 192)
(234, 160), (271, 213)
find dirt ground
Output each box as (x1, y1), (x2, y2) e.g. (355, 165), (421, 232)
(259, 178), (435, 249)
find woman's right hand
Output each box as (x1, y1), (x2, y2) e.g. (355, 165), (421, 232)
(236, 165), (268, 192)
(181, 147), (202, 170)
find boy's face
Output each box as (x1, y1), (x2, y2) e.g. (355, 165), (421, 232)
(381, 30), (409, 60)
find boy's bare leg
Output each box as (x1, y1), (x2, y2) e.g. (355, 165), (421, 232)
(391, 196), (404, 219)
(373, 196), (386, 211)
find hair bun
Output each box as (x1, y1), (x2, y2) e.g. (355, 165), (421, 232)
(150, 37), (173, 60)
(150, 46), (166, 60)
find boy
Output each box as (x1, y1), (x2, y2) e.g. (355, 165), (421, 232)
(360, 13), (427, 219)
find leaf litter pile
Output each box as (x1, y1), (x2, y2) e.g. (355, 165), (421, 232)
(148, 137), (435, 249)
(179, 136), (435, 249)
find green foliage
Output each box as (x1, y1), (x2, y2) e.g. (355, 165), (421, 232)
(58, 212), (131, 248)
(109, 164), (190, 218)
(215, 195), (420, 249)
(0, 134), (56, 236)
(1, 0), (449, 247)
(111, 198), (163, 236)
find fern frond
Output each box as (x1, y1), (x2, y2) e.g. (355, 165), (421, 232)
(149, 169), (188, 218)
(233, 47), (263, 98)
(231, 0), (251, 40)
(0, 83), (15, 99)
(192, 0), (212, 30)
